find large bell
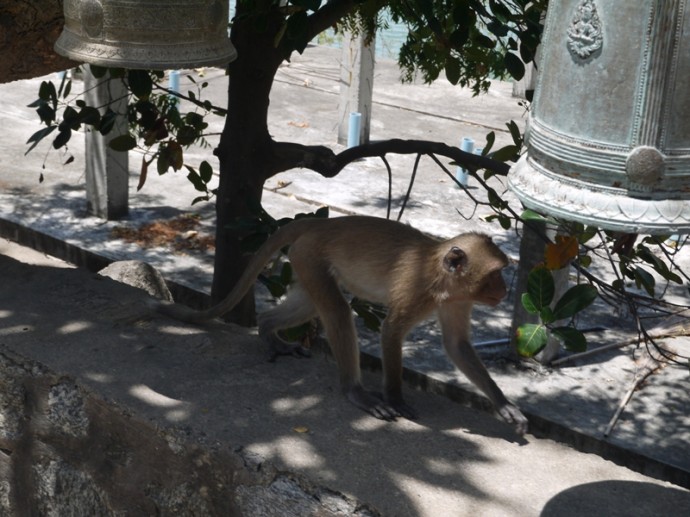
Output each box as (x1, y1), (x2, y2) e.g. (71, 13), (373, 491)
(55, 0), (237, 70)
(508, 0), (690, 234)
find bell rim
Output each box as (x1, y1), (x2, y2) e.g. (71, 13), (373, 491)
(54, 30), (237, 70)
(508, 155), (690, 235)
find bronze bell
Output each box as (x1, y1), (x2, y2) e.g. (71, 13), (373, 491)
(508, 0), (690, 234)
(55, 0), (237, 70)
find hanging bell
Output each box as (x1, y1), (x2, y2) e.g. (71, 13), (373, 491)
(508, 0), (690, 234)
(54, 0), (237, 70)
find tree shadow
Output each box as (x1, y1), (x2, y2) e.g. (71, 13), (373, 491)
(0, 251), (544, 515)
(541, 480), (690, 517)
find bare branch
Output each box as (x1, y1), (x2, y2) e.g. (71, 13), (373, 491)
(268, 138), (510, 179)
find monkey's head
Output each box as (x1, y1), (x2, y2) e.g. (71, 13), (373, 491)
(442, 233), (508, 306)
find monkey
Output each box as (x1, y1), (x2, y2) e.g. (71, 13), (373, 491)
(153, 215), (528, 435)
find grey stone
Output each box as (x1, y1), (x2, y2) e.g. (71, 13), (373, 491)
(99, 260), (173, 301)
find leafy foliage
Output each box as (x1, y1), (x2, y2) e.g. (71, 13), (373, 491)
(389, 0), (545, 94)
(27, 66), (220, 203)
(516, 265), (598, 358)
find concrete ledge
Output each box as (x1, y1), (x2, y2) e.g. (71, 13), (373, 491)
(0, 347), (376, 515)
(3, 215), (689, 491)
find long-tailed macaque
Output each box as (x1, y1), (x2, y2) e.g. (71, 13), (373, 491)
(154, 216), (528, 435)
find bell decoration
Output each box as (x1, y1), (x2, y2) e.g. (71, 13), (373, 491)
(54, 0), (237, 70)
(508, 0), (690, 234)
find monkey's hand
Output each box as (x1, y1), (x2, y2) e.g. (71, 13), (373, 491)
(497, 403), (528, 436)
(346, 386), (414, 421)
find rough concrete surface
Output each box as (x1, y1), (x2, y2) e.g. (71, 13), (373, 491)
(0, 45), (689, 515)
(1, 240), (689, 516)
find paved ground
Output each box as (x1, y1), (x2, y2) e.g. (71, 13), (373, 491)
(1, 45), (689, 514)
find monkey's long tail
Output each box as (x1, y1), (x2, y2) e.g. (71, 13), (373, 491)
(149, 218), (317, 324)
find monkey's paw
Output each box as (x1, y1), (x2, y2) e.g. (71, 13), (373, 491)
(347, 387), (403, 421)
(497, 403), (529, 435)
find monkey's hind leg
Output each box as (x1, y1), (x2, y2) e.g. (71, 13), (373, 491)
(258, 283), (318, 361)
(297, 271), (402, 421)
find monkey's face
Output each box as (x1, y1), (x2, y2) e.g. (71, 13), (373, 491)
(474, 267), (507, 306)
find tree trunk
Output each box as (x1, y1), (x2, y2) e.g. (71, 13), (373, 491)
(212, 10), (284, 325)
(0, 0), (76, 82)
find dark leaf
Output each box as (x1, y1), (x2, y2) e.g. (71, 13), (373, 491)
(539, 306), (555, 325)
(527, 266), (554, 310)
(445, 56), (461, 85)
(99, 109), (118, 135)
(552, 284), (598, 320)
(36, 103), (56, 125)
(88, 65), (108, 79)
(186, 168), (207, 193)
(108, 134), (137, 152)
(52, 128), (71, 149)
(551, 327), (587, 353)
(199, 160), (213, 183)
(634, 267), (655, 297)
(504, 52), (525, 81)
(176, 125), (198, 146)
(191, 195), (210, 205)
(128, 70), (153, 100)
(138, 158), (149, 191)
(78, 106), (101, 126)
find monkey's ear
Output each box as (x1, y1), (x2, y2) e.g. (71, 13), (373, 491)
(443, 246), (467, 273)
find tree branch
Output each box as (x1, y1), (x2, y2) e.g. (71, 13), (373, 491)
(269, 138), (510, 179)
(306, 0), (361, 42)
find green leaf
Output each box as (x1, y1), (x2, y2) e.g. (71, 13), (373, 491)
(521, 209), (548, 222)
(552, 284), (598, 320)
(520, 293), (539, 314)
(527, 266), (554, 310)
(539, 306), (555, 325)
(351, 298), (387, 333)
(551, 327), (587, 353)
(489, 144), (519, 163)
(515, 323), (548, 357)
(498, 214), (512, 230)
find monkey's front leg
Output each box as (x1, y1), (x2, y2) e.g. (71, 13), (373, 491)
(447, 337), (528, 435)
(438, 303), (528, 435)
